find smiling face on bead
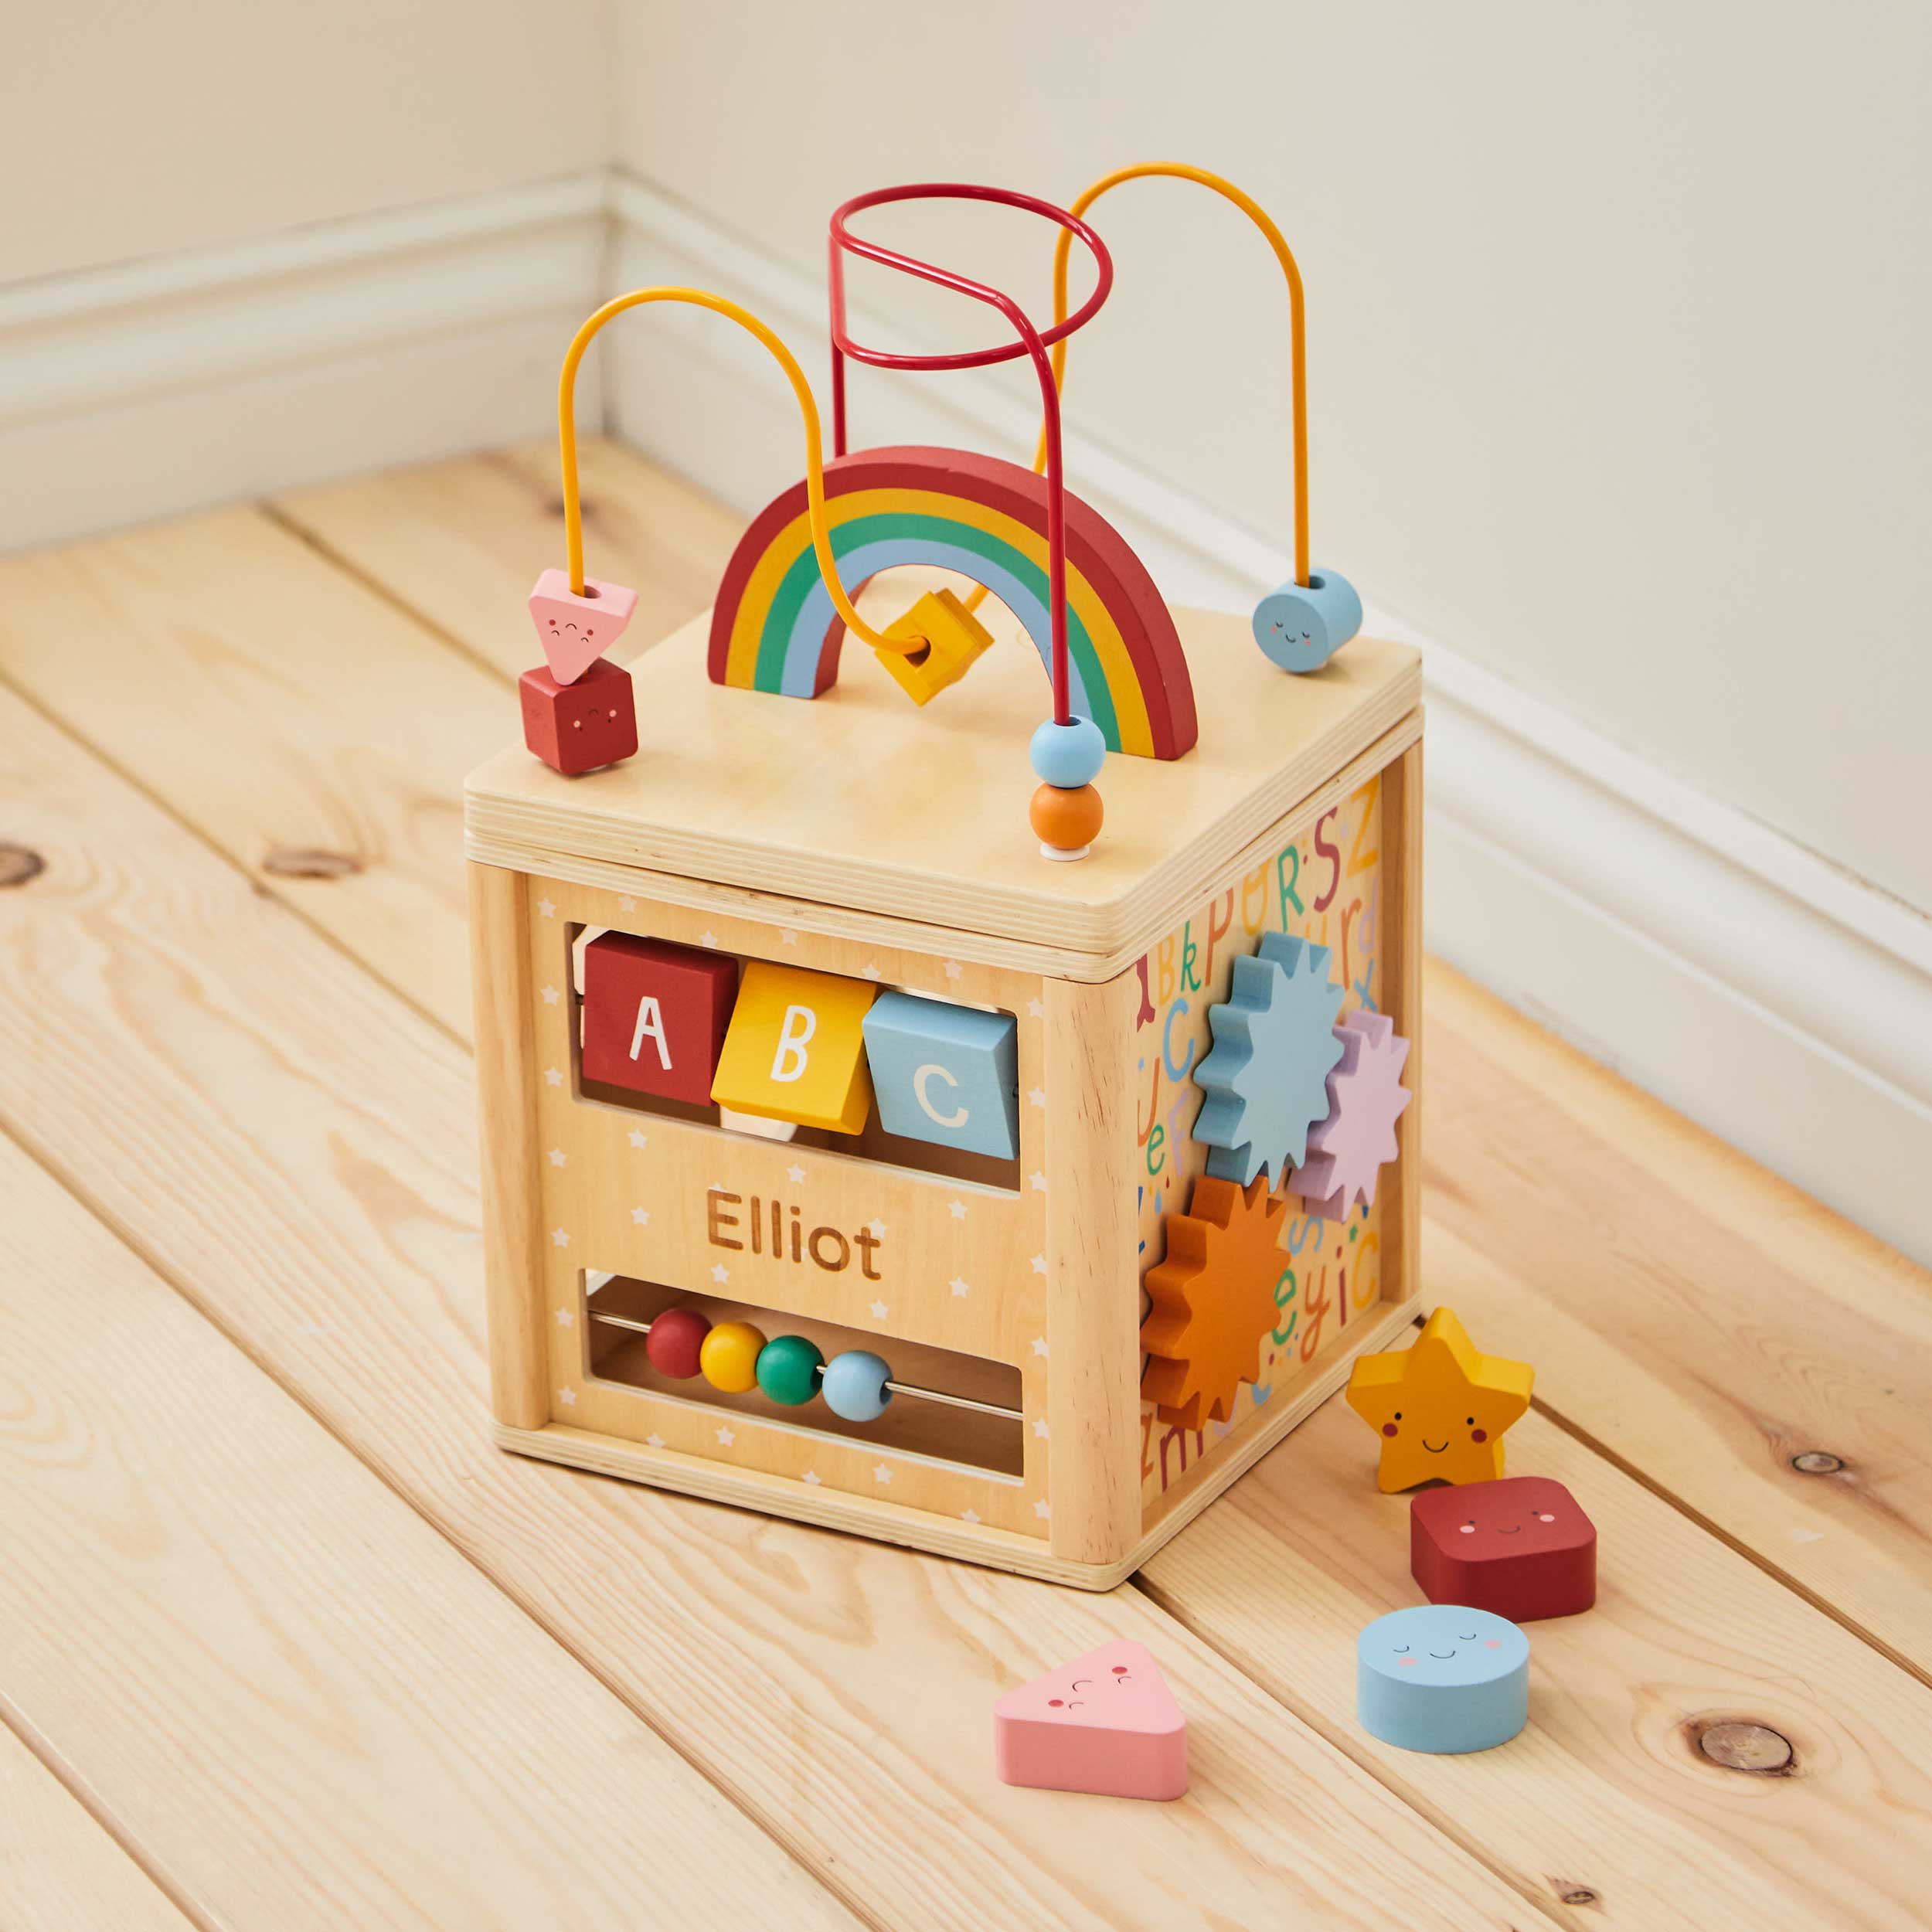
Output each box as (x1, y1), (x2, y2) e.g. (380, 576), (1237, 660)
(1359, 1604), (1529, 1687)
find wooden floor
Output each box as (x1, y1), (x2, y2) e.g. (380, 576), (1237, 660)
(3, 440), (1930, 1932)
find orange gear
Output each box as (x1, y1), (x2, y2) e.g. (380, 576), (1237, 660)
(1141, 1173), (1291, 1430)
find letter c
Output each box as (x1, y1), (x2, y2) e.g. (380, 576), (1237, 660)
(913, 1062), (968, 1129)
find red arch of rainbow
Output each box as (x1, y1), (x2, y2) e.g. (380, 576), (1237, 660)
(706, 447), (1197, 760)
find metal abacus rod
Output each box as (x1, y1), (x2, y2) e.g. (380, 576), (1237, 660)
(588, 1308), (1022, 1421)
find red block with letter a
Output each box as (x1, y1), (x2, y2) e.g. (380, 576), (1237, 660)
(580, 933), (738, 1105)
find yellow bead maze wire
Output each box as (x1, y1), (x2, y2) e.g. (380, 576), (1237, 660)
(963, 163), (1311, 618)
(556, 287), (918, 653)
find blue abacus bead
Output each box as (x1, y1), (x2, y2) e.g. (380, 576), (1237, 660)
(821, 1349), (893, 1422)
(1355, 1604), (1529, 1754)
(1251, 566), (1363, 673)
(1029, 716), (1107, 789)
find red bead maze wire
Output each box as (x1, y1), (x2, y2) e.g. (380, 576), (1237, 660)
(826, 184), (1114, 727)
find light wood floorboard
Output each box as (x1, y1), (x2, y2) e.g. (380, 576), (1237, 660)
(2, 442), (1927, 1930)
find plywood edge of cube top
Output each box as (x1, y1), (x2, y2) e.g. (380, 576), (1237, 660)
(464, 608), (1422, 959)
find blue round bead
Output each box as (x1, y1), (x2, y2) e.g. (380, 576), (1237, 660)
(1251, 566), (1363, 673)
(820, 1349), (893, 1422)
(1029, 716), (1107, 789)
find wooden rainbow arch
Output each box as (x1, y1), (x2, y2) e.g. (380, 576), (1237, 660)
(707, 447), (1198, 759)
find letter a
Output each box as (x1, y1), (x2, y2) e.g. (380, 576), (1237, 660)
(628, 995), (672, 1070)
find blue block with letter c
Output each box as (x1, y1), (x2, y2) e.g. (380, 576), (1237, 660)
(862, 992), (1019, 1160)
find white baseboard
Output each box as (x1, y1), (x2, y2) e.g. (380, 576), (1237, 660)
(9, 168), (1927, 1266)
(0, 175), (610, 552)
(604, 176), (1932, 1269)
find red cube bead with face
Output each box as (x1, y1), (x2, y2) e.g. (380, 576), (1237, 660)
(519, 656), (638, 775)
(580, 932), (737, 1106)
(1410, 1475), (1597, 1622)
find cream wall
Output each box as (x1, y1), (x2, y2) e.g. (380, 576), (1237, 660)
(616, 0), (1932, 914)
(2, 0), (611, 283)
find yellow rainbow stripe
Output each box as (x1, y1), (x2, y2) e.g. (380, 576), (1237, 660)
(724, 486), (1156, 757)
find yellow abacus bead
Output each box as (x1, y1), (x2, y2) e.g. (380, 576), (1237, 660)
(699, 1320), (767, 1393)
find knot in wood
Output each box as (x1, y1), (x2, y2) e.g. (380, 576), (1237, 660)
(1558, 1886), (1600, 1906)
(1697, 1721), (1794, 1773)
(1790, 1451), (1845, 1475)
(263, 848), (364, 880)
(0, 844), (46, 887)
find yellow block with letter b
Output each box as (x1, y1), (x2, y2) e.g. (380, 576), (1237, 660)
(711, 961), (877, 1134)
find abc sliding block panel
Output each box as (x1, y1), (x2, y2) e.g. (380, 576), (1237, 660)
(466, 605), (1423, 1587)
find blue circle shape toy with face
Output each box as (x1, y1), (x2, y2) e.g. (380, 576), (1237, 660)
(1356, 1604), (1529, 1754)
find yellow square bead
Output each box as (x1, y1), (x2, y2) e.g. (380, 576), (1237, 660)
(872, 588), (994, 706)
(711, 961), (877, 1134)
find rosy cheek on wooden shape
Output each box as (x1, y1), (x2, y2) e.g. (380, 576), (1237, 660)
(1383, 1422), (1399, 1437)
(1471, 1427), (1488, 1442)
(1458, 1523), (1476, 1535)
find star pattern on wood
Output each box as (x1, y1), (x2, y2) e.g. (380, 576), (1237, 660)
(1140, 1172), (1289, 1430)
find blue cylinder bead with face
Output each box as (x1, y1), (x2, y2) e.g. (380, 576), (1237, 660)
(1252, 566), (1362, 673)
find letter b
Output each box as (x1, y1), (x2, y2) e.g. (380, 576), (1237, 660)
(770, 1004), (817, 1083)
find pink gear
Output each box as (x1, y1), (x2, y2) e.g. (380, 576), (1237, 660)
(1292, 1010), (1412, 1219)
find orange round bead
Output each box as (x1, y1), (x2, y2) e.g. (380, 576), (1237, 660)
(1029, 781), (1104, 853)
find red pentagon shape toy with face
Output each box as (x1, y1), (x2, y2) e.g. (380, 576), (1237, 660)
(1410, 1475), (1597, 1622)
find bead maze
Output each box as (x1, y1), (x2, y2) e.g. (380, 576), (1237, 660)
(466, 164), (1423, 1587)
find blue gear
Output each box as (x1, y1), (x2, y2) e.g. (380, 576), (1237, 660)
(1193, 933), (1345, 1187)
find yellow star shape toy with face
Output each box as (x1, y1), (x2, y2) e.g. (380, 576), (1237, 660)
(1345, 1308), (1534, 1492)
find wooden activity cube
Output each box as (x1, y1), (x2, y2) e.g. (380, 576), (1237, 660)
(465, 604), (1423, 1587)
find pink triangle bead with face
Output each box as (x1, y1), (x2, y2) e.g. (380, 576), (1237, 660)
(529, 569), (638, 685)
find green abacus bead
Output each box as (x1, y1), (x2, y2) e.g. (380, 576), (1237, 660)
(755, 1333), (825, 1406)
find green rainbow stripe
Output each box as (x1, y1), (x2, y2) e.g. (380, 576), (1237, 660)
(753, 512), (1121, 747)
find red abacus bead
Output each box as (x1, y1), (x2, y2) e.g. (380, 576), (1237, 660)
(645, 1306), (709, 1379)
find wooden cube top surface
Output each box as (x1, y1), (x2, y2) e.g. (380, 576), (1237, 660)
(465, 607), (1420, 965)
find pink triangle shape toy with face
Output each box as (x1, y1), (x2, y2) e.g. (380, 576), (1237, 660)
(993, 1640), (1188, 1800)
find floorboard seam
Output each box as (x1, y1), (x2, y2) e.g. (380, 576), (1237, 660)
(258, 497), (522, 692)
(1129, 1569), (1571, 1931)
(1524, 1393), (1932, 1692)
(0, 662), (468, 1055)
(0, 1114), (891, 1932)
(0, 1694), (222, 1932)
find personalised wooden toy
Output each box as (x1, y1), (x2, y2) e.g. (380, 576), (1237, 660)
(467, 167), (1423, 1587)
